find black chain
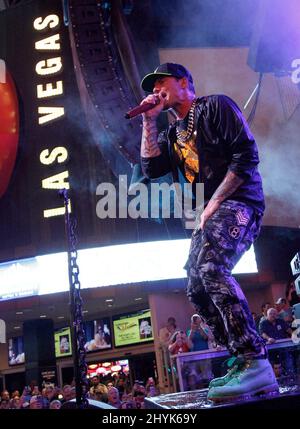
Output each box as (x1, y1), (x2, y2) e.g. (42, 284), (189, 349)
(61, 189), (89, 408)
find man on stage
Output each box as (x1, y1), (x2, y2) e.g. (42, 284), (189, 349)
(139, 62), (278, 402)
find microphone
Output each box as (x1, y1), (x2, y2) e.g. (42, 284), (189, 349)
(125, 93), (166, 119)
(125, 101), (157, 119)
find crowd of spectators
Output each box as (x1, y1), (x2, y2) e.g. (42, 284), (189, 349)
(0, 374), (160, 409)
(158, 279), (300, 388)
(251, 283), (300, 380)
(2, 281), (299, 407)
(161, 314), (221, 356)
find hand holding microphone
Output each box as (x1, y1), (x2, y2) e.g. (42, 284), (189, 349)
(125, 93), (166, 119)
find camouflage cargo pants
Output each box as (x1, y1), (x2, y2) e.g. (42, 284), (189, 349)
(185, 199), (264, 356)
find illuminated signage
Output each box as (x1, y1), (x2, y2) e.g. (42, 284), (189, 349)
(33, 14), (64, 121)
(113, 309), (154, 347)
(33, 13), (71, 218)
(54, 326), (72, 358)
(0, 241), (258, 301)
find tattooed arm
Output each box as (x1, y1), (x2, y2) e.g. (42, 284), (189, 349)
(140, 94), (172, 178)
(140, 119), (161, 158)
(211, 171), (244, 203)
(198, 171), (244, 230)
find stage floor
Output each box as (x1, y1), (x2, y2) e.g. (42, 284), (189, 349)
(144, 385), (300, 410)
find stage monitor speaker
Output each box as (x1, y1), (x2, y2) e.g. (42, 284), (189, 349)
(248, 0), (300, 73)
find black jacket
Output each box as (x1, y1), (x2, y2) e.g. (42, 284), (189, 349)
(141, 95), (265, 214)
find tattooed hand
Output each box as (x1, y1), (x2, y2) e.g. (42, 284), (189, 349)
(141, 93), (165, 121)
(198, 199), (221, 231)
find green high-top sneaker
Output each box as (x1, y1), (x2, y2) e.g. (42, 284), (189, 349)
(207, 357), (279, 402)
(209, 356), (245, 388)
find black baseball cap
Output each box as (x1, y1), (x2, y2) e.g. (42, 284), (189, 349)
(141, 63), (194, 93)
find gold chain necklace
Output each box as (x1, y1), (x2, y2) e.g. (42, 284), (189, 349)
(175, 99), (197, 144)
